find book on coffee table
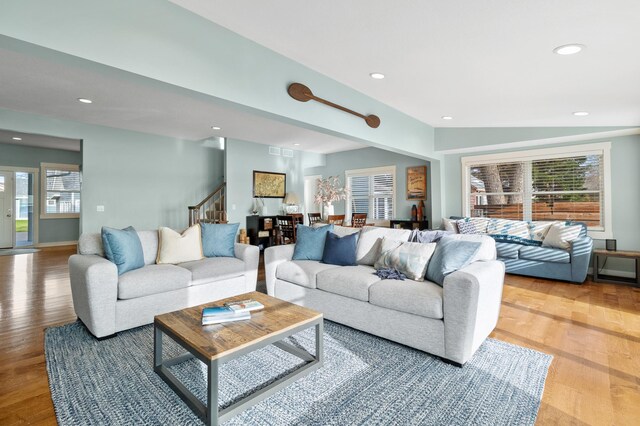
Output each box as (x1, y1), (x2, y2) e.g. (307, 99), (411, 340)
(201, 306), (250, 325)
(223, 299), (264, 313)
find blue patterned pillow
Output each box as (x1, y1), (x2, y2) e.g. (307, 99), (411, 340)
(489, 234), (542, 247)
(456, 220), (478, 234)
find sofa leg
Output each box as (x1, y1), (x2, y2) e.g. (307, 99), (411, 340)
(96, 333), (118, 341)
(440, 357), (464, 368)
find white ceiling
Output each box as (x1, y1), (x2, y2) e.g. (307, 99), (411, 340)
(172, 0), (640, 127)
(0, 47), (365, 154)
(0, 128), (80, 151)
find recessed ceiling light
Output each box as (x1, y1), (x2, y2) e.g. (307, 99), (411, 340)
(12, 137), (22, 141)
(441, 116), (454, 120)
(77, 98), (93, 104)
(294, 143), (300, 146)
(369, 72), (385, 80)
(573, 111), (589, 116)
(553, 44), (585, 55)
(211, 126), (221, 130)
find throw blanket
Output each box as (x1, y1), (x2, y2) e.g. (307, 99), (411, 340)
(409, 229), (452, 243)
(374, 268), (407, 280)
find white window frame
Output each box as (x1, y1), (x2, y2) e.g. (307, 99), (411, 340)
(41, 163), (81, 219)
(345, 165), (396, 225)
(461, 142), (612, 239)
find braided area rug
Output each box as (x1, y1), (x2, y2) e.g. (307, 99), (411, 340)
(45, 320), (551, 425)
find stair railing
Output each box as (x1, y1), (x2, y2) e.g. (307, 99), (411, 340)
(188, 182), (227, 226)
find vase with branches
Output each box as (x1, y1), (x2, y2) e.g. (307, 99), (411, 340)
(314, 176), (349, 220)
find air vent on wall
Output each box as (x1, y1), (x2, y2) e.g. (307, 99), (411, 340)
(282, 149), (294, 158)
(269, 146), (281, 156)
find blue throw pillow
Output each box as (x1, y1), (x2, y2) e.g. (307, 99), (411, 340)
(292, 224), (334, 261)
(101, 226), (145, 275)
(426, 237), (482, 286)
(322, 232), (357, 266)
(201, 222), (239, 257)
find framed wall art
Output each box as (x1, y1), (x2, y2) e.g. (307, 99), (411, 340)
(252, 170), (286, 198)
(406, 165), (427, 200)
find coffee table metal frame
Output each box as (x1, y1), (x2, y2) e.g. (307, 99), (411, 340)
(154, 317), (323, 426)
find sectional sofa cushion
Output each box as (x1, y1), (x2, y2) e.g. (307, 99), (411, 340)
(136, 230), (160, 265)
(316, 265), (380, 301)
(276, 260), (340, 289)
(179, 257), (245, 285)
(374, 238), (436, 281)
(201, 223), (239, 257)
(355, 226), (411, 266)
(495, 242), (520, 259)
(519, 246), (570, 264)
(542, 223), (582, 250)
(117, 264), (191, 299)
(156, 225), (203, 264)
(293, 224), (334, 261)
(101, 226), (145, 275)
(369, 279), (444, 319)
(322, 232), (358, 266)
(426, 237), (482, 286)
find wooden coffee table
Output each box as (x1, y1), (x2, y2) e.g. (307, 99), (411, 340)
(154, 292), (323, 426)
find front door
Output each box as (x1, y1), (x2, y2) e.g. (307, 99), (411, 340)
(0, 171), (14, 248)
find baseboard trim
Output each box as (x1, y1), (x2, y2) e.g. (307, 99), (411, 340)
(36, 240), (78, 248)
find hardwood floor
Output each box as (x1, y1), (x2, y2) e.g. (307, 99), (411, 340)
(0, 247), (638, 425)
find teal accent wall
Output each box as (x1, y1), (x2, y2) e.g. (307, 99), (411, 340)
(0, 2), (436, 159)
(442, 134), (640, 274)
(0, 108), (224, 234)
(0, 142), (81, 243)
(305, 148), (434, 226)
(225, 139), (324, 229)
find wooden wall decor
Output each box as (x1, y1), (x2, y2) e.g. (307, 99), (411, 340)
(407, 165), (427, 200)
(287, 82), (381, 128)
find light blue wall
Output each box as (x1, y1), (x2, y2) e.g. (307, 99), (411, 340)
(435, 127), (633, 151)
(0, 142), (81, 243)
(0, 108), (224, 234)
(0, 1), (436, 159)
(441, 134), (640, 274)
(225, 139), (325, 229)
(305, 148), (434, 225)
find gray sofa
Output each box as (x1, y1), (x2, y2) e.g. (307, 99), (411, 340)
(265, 226), (505, 365)
(69, 230), (259, 338)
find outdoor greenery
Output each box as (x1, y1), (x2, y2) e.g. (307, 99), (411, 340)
(16, 220), (28, 233)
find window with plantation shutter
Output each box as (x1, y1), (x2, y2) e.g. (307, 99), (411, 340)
(346, 166), (396, 223)
(41, 163), (81, 219)
(462, 143), (611, 238)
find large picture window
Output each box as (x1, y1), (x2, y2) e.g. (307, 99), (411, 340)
(462, 143), (611, 238)
(41, 163), (81, 219)
(345, 166), (396, 224)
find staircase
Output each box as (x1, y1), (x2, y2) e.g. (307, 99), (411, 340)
(188, 182), (227, 226)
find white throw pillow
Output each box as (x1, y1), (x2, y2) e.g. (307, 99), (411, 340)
(374, 238), (436, 281)
(542, 223), (582, 250)
(355, 226), (411, 266)
(441, 218), (459, 233)
(156, 225), (203, 264)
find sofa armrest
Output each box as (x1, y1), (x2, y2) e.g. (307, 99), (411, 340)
(234, 243), (260, 292)
(68, 254), (118, 338)
(569, 236), (593, 283)
(442, 260), (505, 364)
(264, 244), (295, 296)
